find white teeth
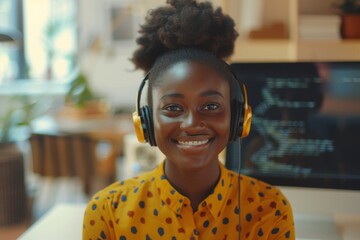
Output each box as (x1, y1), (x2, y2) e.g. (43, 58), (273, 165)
(178, 139), (209, 146)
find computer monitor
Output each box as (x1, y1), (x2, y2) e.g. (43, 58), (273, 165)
(226, 61), (360, 191)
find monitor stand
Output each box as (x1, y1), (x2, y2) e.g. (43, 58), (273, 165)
(295, 214), (341, 240)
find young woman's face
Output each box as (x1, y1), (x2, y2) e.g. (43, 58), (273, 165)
(152, 61), (231, 172)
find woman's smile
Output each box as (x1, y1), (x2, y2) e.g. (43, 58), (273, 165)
(177, 139), (209, 146)
(174, 137), (212, 154)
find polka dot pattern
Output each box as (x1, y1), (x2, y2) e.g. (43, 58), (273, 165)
(83, 161), (295, 239)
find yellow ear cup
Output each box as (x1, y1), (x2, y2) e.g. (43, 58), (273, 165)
(133, 111), (145, 143)
(241, 84), (252, 138)
(241, 106), (252, 138)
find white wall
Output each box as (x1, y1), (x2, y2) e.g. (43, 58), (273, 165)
(80, 45), (143, 110)
(77, 0), (156, 110)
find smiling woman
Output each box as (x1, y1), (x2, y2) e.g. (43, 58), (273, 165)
(152, 60), (230, 177)
(82, 1), (295, 239)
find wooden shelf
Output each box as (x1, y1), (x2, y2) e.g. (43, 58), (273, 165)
(230, 39), (360, 63)
(230, 39), (296, 62)
(221, 0), (360, 62)
(297, 40), (360, 61)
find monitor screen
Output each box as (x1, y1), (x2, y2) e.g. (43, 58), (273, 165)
(227, 62), (360, 190)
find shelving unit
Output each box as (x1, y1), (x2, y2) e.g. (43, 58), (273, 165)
(218, 0), (360, 62)
(297, 40), (360, 61)
(231, 39), (297, 62)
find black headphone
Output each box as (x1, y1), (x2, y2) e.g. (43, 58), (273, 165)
(133, 68), (252, 146)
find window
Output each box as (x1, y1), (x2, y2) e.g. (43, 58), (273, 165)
(0, 0), (23, 80)
(0, 0), (77, 82)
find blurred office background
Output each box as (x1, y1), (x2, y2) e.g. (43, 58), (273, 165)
(1, 0), (360, 239)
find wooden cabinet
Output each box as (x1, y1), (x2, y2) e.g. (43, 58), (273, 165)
(217, 0), (360, 62)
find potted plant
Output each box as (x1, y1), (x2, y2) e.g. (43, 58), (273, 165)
(0, 96), (38, 225)
(0, 96), (37, 143)
(60, 72), (109, 119)
(334, 0), (360, 38)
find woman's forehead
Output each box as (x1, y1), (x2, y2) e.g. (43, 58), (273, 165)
(157, 61), (228, 86)
(152, 61), (230, 99)
(161, 61), (192, 84)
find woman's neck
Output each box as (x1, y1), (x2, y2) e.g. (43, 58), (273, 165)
(164, 160), (220, 212)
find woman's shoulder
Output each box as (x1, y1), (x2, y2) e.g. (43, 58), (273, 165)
(90, 170), (157, 202)
(83, 170), (159, 224)
(240, 174), (275, 191)
(238, 173), (291, 206)
(223, 166), (278, 194)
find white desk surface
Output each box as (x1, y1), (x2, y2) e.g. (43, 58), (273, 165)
(18, 203), (360, 240)
(17, 204), (86, 240)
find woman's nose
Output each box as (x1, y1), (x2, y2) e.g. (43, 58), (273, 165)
(180, 111), (204, 130)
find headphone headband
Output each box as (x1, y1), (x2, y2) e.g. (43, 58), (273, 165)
(136, 72), (150, 114)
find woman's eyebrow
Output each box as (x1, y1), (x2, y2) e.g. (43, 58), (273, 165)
(160, 93), (184, 100)
(200, 90), (225, 99)
(160, 90), (224, 100)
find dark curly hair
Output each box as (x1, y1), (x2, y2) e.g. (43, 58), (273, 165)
(131, 0), (238, 72)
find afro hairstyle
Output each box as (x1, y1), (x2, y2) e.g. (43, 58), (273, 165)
(131, 0), (239, 72)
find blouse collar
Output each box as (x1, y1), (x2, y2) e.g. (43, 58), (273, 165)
(154, 160), (236, 219)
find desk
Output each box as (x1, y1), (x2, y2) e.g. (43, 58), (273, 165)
(295, 213), (360, 240)
(18, 203), (360, 240)
(17, 204), (86, 240)
(282, 186), (360, 240)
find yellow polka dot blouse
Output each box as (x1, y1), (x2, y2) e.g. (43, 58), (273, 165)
(83, 161), (295, 239)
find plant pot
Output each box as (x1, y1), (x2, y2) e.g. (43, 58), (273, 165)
(341, 14), (360, 39)
(59, 100), (110, 119)
(0, 142), (26, 225)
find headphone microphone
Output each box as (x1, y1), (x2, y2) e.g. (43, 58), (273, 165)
(132, 68), (252, 146)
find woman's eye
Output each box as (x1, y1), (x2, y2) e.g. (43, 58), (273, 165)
(163, 105), (182, 112)
(202, 103), (220, 111)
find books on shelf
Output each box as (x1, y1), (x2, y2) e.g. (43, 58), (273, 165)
(299, 15), (341, 40)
